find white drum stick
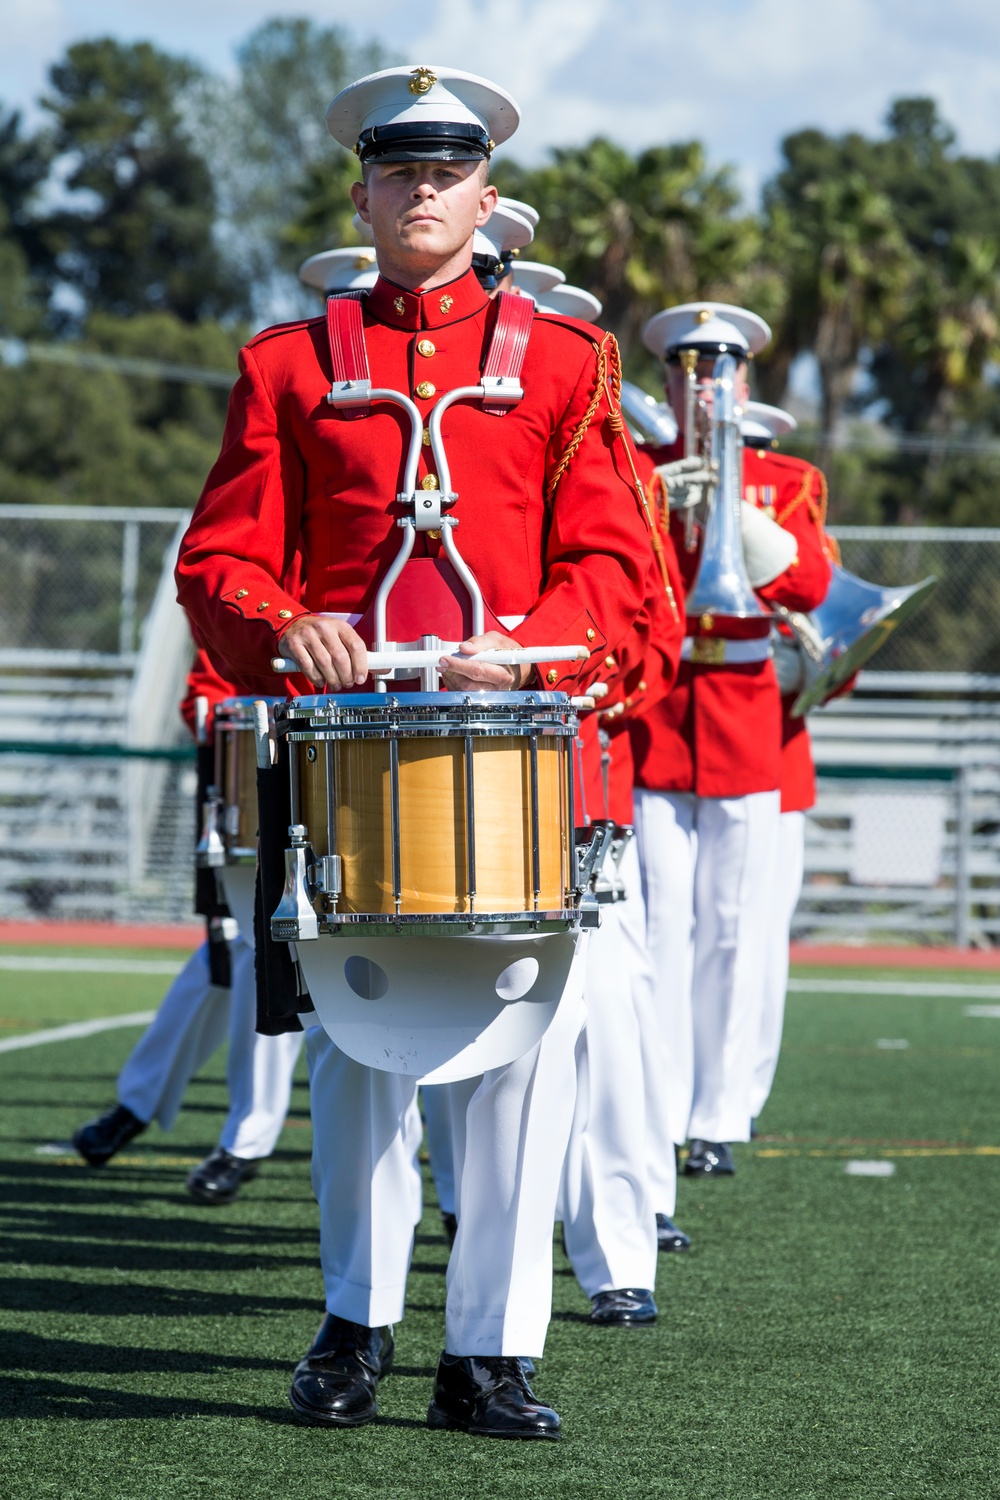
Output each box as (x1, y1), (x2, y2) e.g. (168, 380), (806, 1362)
(269, 645), (590, 674)
(252, 699), (273, 769)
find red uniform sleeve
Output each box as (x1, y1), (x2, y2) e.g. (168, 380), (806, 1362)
(510, 336), (651, 691)
(175, 345), (312, 678)
(756, 463), (831, 614)
(178, 640), (235, 741)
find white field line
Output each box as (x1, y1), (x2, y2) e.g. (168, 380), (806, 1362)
(0, 1011), (155, 1055)
(0, 956), (183, 975)
(788, 978), (1000, 1000)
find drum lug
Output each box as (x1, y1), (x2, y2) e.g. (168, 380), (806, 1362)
(195, 787), (225, 869)
(574, 821), (615, 894)
(311, 854), (342, 900)
(271, 825), (319, 942)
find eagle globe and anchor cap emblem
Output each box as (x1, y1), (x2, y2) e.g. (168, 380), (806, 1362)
(409, 66), (438, 95)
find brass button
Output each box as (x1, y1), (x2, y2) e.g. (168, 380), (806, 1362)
(586, 628), (596, 642)
(235, 588), (248, 600)
(546, 669), (558, 684)
(638, 679), (647, 692)
(428, 529), (441, 540)
(422, 427), (431, 446)
(421, 474), (438, 490)
(416, 338), (436, 357)
(257, 601), (270, 611)
(604, 655), (616, 670)
(415, 381), (436, 399)
(277, 609), (292, 619)
(700, 613), (714, 631)
(625, 696), (633, 708)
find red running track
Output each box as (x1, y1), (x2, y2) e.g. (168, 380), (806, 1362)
(0, 920), (998, 968)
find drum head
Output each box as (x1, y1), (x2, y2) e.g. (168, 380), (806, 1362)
(296, 931), (582, 1083)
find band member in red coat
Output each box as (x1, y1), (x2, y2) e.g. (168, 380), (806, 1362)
(628, 302), (831, 1184)
(72, 642), (304, 1200)
(739, 404), (836, 1126)
(176, 65), (650, 1440)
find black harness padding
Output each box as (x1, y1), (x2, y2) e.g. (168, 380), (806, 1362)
(254, 740), (312, 1035)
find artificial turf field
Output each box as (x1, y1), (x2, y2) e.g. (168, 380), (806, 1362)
(1, 950), (999, 1499)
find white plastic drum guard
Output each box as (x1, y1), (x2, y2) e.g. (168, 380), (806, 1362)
(297, 931), (585, 1084)
(219, 866), (257, 947)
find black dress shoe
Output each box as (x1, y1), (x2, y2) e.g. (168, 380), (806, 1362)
(441, 1211), (458, 1247)
(750, 1117), (759, 1139)
(656, 1213), (692, 1252)
(185, 1146), (260, 1205)
(427, 1354), (561, 1440)
(590, 1288), (657, 1325)
(73, 1104), (146, 1166)
(684, 1140), (735, 1176)
(289, 1314), (393, 1427)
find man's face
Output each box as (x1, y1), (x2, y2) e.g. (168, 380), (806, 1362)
(666, 354), (750, 432)
(351, 161), (497, 271)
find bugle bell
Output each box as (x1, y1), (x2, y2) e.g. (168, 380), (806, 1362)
(775, 565), (938, 716)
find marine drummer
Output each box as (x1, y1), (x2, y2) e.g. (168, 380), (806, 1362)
(176, 65), (650, 1439)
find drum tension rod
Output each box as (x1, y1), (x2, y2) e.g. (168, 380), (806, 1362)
(464, 730), (476, 924)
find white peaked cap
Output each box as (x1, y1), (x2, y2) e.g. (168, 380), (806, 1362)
(326, 66), (519, 161)
(535, 284), (603, 320)
(742, 400), (797, 443)
(511, 261), (566, 299)
(351, 212), (375, 246)
(472, 198), (535, 261)
(299, 247), (379, 294)
(642, 300), (771, 360)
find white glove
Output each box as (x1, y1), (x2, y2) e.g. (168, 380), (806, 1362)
(740, 500), (798, 587)
(654, 456), (715, 512)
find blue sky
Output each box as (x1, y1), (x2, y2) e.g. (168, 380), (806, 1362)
(4, 0), (1000, 196)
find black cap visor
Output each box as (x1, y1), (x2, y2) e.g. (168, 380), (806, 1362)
(358, 121), (491, 164)
(665, 339), (749, 363)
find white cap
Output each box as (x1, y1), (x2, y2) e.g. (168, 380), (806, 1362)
(326, 65), (519, 164)
(351, 212), (374, 246)
(535, 284), (602, 320)
(742, 400), (797, 443)
(299, 247), (379, 294)
(472, 198), (535, 264)
(642, 301), (771, 361)
(511, 260), (565, 299)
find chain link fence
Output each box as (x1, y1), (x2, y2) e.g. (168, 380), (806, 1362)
(0, 505), (194, 924)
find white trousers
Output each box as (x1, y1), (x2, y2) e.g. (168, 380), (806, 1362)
(560, 840), (658, 1296)
(421, 1083), (456, 1217)
(749, 810), (805, 1121)
(117, 934), (303, 1159)
(306, 960), (585, 1358)
(634, 788), (779, 1150)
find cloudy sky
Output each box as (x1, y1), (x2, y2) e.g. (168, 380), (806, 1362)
(4, 0), (1000, 195)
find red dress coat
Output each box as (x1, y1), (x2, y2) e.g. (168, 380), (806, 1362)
(629, 440), (831, 799)
(175, 269), (651, 696)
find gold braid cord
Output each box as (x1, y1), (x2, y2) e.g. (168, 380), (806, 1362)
(546, 333), (679, 622)
(775, 465), (841, 563)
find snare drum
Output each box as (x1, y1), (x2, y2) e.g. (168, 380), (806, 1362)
(214, 697), (281, 864)
(275, 692), (579, 936)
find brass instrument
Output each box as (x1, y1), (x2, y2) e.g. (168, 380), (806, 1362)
(618, 380), (678, 449)
(686, 354), (769, 624)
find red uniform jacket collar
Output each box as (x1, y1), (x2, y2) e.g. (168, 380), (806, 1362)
(366, 267), (489, 331)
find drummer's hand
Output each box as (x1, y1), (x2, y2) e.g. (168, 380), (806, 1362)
(439, 632), (530, 692)
(278, 616), (368, 690)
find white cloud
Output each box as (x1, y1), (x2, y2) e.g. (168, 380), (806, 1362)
(2, 0), (999, 196)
